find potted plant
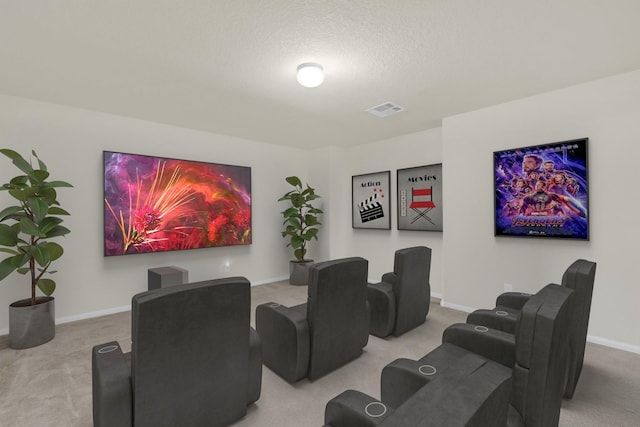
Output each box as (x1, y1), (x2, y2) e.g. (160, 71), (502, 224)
(279, 176), (322, 285)
(0, 149), (72, 349)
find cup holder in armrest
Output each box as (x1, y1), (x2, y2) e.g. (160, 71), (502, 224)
(365, 401), (387, 418)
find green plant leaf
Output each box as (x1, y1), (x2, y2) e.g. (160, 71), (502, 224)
(38, 217), (62, 234)
(305, 215), (321, 226)
(32, 245), (50, 268)
(41, 241), (64, 261)
(44, 224), (70, 239)
(48, 206), (70, 215)
(8, 175), (29, 186)
(27, 197), (49, 223)
(44, 180), (73, 188)
(0, 223), (19, 246)
(8, 188), (27, 202)
(290, 193), (304, 207)
(290, 235), (303, 249)
(32, 150), (47, 172)
(285, 176), (302, 187)
(19, 217), (46, 237)
(39, 187), (58, 204)
(32, 169), (50, 182)
(37, 278), (56, 296)
(0, 148), (22, 161)
(294, 248), (306, 261)
(0, 254), (29, 281)
(11, 157), (36, 179)
(0, 206), (22, 222)
(0, 247), (20, 255)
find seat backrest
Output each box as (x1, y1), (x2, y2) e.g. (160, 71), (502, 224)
(307, 257), (369, 380)
(392, 246), (432, 336)
(561, 259), (596, 384)
(131, 277), (251, 427)
(512, 283), (573, 427)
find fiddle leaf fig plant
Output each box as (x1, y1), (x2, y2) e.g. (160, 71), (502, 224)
(279, 176), (322, 262)
(0, 149), (72, 305)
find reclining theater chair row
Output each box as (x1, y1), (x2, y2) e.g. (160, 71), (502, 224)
(467, 258), (596, 399)
(256, 246), (432, 383)
(324, 283), (574, 427)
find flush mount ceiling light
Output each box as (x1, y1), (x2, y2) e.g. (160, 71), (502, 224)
(296, 63), (324, 88)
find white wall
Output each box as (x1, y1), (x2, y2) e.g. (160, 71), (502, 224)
(334, 129), (445, 296)
(0, 94), (312, 331)
(442, 70), (640, 352)
(3, 68), (639, 353)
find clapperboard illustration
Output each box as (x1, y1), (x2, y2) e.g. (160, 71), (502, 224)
(352, 171), (391, 229)
(358, 193), (384, 223)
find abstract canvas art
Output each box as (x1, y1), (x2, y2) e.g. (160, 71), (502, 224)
(103, 151), (251, 256)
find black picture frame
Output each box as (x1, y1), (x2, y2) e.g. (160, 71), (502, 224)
(352, 171), (391, 229)
(493, 138), (589, 240)
(397, 164), (443, 231)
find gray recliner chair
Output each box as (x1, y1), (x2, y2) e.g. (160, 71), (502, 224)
(255, 257), (369, 382)
(92, 277), (262, 427)
(324, 357), (512, 427)
(382, 283), (573, 427)
(467, 259), (596, 398)
(367, 246), (432, 337)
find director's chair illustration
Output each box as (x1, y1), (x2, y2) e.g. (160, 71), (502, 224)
(409, 187), (436, 225)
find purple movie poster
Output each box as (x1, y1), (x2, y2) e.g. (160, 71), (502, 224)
(494, 138), (589, 240)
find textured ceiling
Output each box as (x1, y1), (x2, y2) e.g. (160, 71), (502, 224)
(2, 1), (640, 149)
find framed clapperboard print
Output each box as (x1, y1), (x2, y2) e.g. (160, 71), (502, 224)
(352, 171), (391, 229)
(397, 164), (443, 231)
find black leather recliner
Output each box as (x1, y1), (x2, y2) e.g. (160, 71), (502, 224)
(367, 246), (432, 337)
(467, 259), (596, 398)
(381, 283), (573, 427)
(323, 355), (512, 427)
(92, 277), (262, 427)
(256, 257), (370, 382)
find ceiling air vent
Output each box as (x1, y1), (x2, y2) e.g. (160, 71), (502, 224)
(366, 102), (406, 118)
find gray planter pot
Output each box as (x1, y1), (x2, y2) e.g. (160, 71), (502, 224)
(289, 260), (314, 286)
(9, 296), (55, 349)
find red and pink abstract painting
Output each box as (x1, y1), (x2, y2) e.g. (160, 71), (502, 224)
(104, 151), (251, 256)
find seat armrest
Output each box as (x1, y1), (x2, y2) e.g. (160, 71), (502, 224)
(255, 302), (310, 383)
(495, 292), (532, 310)
(381, 272), (398, 286)
(442, 323), (516, 367)
(247, 327), (262, 404)
(467, 308), (518, 334)
(381, 358), (432, 408)
(367, 282), (396, 338)
(325, 390), (392, 427)
(92, 341), (132, 427)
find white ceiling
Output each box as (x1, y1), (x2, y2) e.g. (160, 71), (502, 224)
(2, 1), (640, 149)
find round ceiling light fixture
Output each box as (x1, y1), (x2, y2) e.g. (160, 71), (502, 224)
(296, 63), (324, 88)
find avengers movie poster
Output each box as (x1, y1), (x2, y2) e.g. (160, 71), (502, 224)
(494, 138), (589, 240)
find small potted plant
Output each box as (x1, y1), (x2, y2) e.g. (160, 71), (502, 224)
(279, 176), (322, 285)
(0, 149), (72, 349)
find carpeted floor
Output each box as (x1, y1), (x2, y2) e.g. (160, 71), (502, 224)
(1, 280), (638, 426)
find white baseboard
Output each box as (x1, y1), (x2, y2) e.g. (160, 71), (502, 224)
(440, 300), (475, 313)
(252, 276), (289, 286)
(4, 288), (638, 356)
(586, 334), (640, 354)
(57, 305), (131, 326)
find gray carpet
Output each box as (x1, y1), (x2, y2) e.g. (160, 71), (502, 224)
(1, 280), (638, 426)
